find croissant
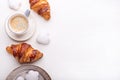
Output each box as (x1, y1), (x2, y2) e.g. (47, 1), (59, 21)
(6, 43), (43, 63)
(29, 0), (51, 20)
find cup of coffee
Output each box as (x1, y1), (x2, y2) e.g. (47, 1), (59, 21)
(8, 13), (29, 35)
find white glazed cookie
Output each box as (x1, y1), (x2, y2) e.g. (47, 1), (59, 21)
(25, 70), (39, 80)
(16, 76), (24, 80)
(36, 30), (50, 45)
(8, 0), (22, 10)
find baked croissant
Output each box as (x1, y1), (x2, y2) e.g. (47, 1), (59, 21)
(29, 0), (51, 20)
(6, 43), (43, 63)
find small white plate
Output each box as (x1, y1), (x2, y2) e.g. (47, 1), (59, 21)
(5, 13), (36, 41)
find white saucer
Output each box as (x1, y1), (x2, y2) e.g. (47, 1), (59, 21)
(5, 13), (36, 41)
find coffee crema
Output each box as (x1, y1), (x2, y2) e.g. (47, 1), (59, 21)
(10, 15), (28, 33)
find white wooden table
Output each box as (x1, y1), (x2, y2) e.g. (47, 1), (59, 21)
(1, 0), (120, 80)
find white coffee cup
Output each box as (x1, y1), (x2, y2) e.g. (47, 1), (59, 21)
(8, 12), (29, 35)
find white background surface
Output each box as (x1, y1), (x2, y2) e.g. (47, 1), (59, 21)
(1, 0), (120, 80)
